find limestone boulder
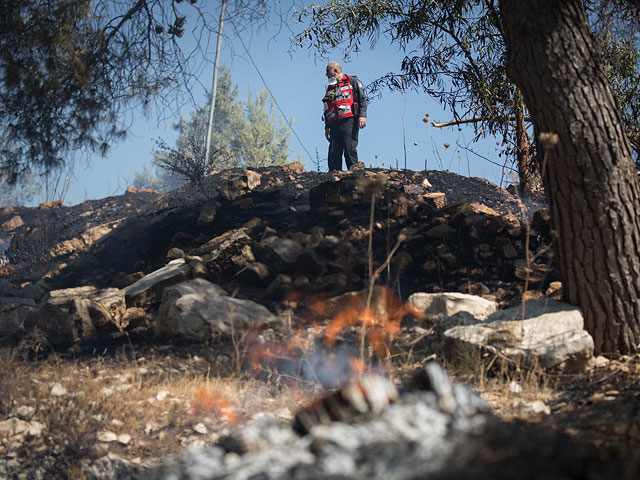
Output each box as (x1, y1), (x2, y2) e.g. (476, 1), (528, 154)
(124, 259), (193, 308)
(155, 278), (275, 340)
(444, 299), (594, 372)
(26, 286), (126, 349)
(407, 292), (497, 325)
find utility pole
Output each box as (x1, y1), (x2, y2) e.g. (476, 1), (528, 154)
(205, 0), (228, 162)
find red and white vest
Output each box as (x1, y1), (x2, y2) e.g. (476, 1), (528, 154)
(322, 74), (357, 125)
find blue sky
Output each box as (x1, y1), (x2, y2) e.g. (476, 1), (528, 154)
(62, 3), (514, 205)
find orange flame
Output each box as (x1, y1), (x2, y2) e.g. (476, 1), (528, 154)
(323, 286), (423, 359)
(191, 388), (238, 425)
(245, 286), (424, 384)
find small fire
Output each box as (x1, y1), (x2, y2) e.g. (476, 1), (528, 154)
(191, 388), (238, 425)
(323, 286), (423, 359)
(245, 286), (424, 388)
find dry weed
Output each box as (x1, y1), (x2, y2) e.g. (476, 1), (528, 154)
(0, 345), (304, 476)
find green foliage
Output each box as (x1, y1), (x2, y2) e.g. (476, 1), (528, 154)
(296, 0), (640, 171)
(0, 0), (193, 183)
(239, 89), (292, 167)
(150, 67), (292, 187)
(590, 0), (640, 159)
(295, 0), (513, 140)
(0, 0), (274, 185)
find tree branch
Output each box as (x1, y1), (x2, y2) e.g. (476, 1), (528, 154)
(432, 115), (531, 128)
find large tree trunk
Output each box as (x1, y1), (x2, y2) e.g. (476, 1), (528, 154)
(499, 0), (640, 354)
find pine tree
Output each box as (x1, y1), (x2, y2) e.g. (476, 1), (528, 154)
(151, 67), (292, 187)
(240, 89), (291, 167)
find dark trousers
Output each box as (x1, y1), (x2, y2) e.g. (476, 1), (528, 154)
(328, 117), (359, 171)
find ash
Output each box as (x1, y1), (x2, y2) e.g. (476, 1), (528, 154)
(81, 363), (627, 480)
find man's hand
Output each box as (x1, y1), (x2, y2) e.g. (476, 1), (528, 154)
(325, 127), (331, 142)
(359, 117), (367, 129)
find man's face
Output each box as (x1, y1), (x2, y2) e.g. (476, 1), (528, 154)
(325, 64), (340, 79)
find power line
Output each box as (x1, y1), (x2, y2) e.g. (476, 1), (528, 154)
(229, 22), (315, 164)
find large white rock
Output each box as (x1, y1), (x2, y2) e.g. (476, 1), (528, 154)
(444, 299), (594, 372)
(407, 292), (497, 324)
(155, 278), (275, 340)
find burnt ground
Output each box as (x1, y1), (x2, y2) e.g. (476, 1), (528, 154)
(0, 165), (639, 478)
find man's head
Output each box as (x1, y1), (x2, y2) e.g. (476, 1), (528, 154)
(325, 62), (343, 80)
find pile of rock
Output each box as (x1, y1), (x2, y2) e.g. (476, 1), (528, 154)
(0, 164), (587, 372)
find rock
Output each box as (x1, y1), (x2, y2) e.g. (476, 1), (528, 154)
(26, 286), (126, 348)
(111, 271), (145, 289)
(198, 201), (219, 224)
(1, 215), (24, 232)
(309, 177), (364, 211)
(514, 259), (553, 282)
(546, 281), (563, 300)
(282, 161), (306, 175)
(38, 199), (63, 209)
(521, 400), (551, 416)
(198, 232), (256, 281)
(50, 382), (68, 396)
(97, 431), (119, 443)
(196, 230), (252, 257)
(0, 418), (44, 441)
(81, 222), (119, 246)
(124, 259), (193, 308)
(166, 247), (185, 261)
(0, 278), (15, 296)
(235, 263), (271, 286)
(20, 281), (50, 301)
(121, 307), (148, 330)
(407, 292), (497, 325)
(13, 405), (35, 419)
(189, 258), (208, 278)
(259, 236), (303, 265)
(423, 192), (447, 210)
(444, 299), (594, 372)
(0, 298), (35, 337)
(425, 223), (456, 239)
(156, 278), (275, 340)
(220, 170), (262, 201)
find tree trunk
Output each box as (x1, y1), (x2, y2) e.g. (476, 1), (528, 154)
(514, 89), (531, 195)
(499, 0), (640, 354)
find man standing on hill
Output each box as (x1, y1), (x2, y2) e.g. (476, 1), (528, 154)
(323, 62), (368, 171)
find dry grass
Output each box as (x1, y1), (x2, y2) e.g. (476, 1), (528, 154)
(0, 343), (304, 477)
